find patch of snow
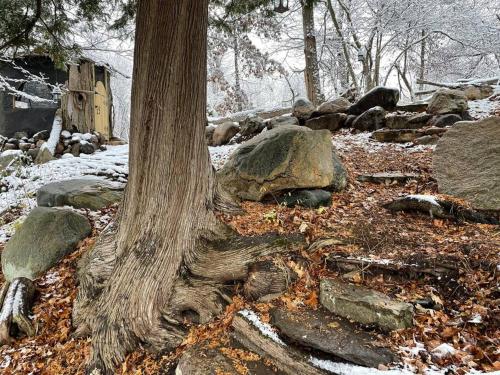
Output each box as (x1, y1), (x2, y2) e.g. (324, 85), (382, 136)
(0, 144), (236, 243)
(406, 194), (440, 206)
(239, 309), (286, 345)
(310, 356), (413, 375)
(431, 343), (456, 359)
(468, 314), (482, 324)
(45, 114), (62, 154)
(1, 150), (23, 157)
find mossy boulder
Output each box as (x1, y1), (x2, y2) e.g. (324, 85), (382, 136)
(217, 125), (346, 201)
(1, 207), (91, 281)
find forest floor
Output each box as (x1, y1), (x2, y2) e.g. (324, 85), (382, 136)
(0, 113), (499, 374)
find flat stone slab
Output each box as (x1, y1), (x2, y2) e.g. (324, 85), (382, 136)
(320, 278), (413, 332)
(270, 307), (396, 367)
(357, 172), (419, 184)
(1, 207), (91, 281)
(37, 178), (124, 210)
(372, 129), (419, 143)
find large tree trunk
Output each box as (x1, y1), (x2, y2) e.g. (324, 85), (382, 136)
(301, 0), (324, 105)
(72, 2), (304, 373)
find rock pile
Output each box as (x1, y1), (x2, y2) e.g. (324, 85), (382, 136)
(0, 129), (111, 163)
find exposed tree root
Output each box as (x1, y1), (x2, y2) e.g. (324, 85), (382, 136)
(73, 217), (305, 374)
(0, 278), (35, 344)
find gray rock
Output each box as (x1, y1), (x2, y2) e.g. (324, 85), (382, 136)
(212, 122), (240, 146)
(320, 278), (414, 331)
(79, 141), (96, 154)
(305, 113), (347, 132)
(27, 148), (40, 160)
(8, 138), (19, 146)
(433, 116), (500, 211)
(3, 143), (17, 151)
(372, 129), (418, 143)
(344, 114), (357, 128)
(34, 146), (55, 164)
(14, 131), (28, 140)
(1, 207), (91, 281)
(277, 189), (331, 208)
(271, 307), (396, 367)
(292, 97), (315, 121)
(427, 89), (468, 115)
(396, 102), (428, 112)
(240, 115), (265, 136)
(37, 178), (124, 210)
(217, 125), (346, 201)
(71, 143), (81, 157)
(316, 97), (351, 114)
(420, 127), (447, 136)
(265, 115), (299, 130)
(429, 114), (462, 128)
(61, 130), (72, 139)
(353, 106), (386, 131)
(348, 86), (399, 115)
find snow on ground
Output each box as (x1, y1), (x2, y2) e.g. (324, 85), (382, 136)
(468, 85), (499, 119)
(0, 144), (238, 244)
(332, 129), (434, 154)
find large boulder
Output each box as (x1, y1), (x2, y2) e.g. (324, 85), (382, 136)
(292, 98), (315, 121)
(304, 113), (346, 132)
(386, 113), (432, 130)
(217, 125), (347, 201)
(1, 207), (91, 281)
(212, 121), (240, 146)
(352, 106), (386, 131)
(320, 278), (414, 331)
(427, 89), (468, 115)
(433, 116), (500, 211)
(316, 97), (351, 114)
(348, 86), (399, 115)
(37, 178), (124, 210)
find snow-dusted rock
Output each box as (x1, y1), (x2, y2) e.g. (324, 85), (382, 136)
(37, 178), (124, 210)
(427, 89), (468, 115)
(217, 125), (347, 201)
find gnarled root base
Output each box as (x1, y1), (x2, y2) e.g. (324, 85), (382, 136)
(0, 277), (35, 344)
(73, 219), (305, 374)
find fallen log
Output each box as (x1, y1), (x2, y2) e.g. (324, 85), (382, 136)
(383, 195), (499, 225)
(326, 254), (459, 279)
(0, 277), (35, 344)
(231, 311), (329, 375)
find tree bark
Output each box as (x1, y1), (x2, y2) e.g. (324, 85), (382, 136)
(72, 2), (304, 373)
(301, 0), (324, 105)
